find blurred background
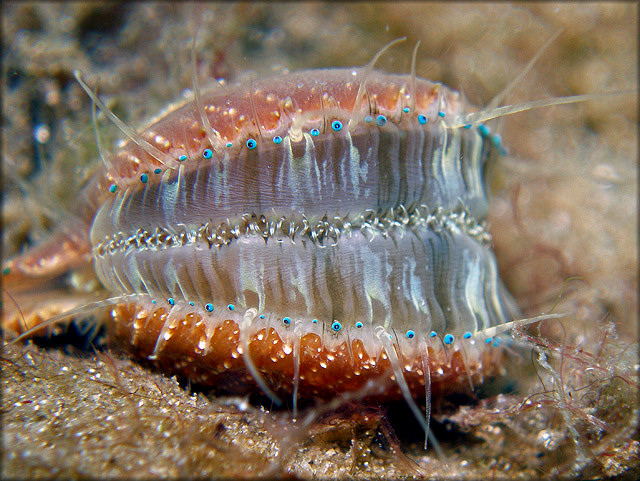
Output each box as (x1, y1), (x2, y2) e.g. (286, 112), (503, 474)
(2, 3), (637, 479)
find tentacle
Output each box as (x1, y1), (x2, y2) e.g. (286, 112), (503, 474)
(249, 78), (265, 141)
(417, 331), (446, 457)
(7, 293), (141, 343)
(348, 37), (406, 131)
(74, 70), (177, 169)
(239, 308), (283, 406)
(292, 318), (303, 418)
(455, 90), (636, 128)
(375, 326), (426, 433)
(409, 40), (421, 114)
(90, 81), (115, 173)
(475, 312), (567, 341)
(486, 28), (563, 112)
(190, 35), (225, 154)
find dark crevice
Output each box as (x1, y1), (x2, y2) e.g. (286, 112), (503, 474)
(76, 4), (131, 54)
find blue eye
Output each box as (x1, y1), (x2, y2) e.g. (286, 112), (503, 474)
(406, 330), (415, 339)
(310, 128), (320, 136)
(417, 114), (427, 125)
(178, 154), (188, 161)
(331, 120), (343, 132)
(331, 320), (342, 332)
(355, 322), (363, 328)
(444, 334), (454, 345)
(168, 298), (175, 306)
(205, 303), (213, 312)
(202, 149), (213, 159)
(272, 136), (282, 144)
(283, 317), (291, 325)
(140, 174), (148, 183)
(226, 142), (233, 148)
(154, 168), (162, 174)
(463, 332), (472, 339)
(246, 138), (257, 149)
(376, 115), (387, 126)
(227, 304), (235, 311)
(109, 184), (117, 193)
(403, 107), (410, 113)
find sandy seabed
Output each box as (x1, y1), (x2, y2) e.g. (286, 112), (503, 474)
(2, 3), (638, 479)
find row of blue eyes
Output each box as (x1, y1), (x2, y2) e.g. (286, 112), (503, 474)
(150, 297), (501, 345)
(0, 251), (521, 340)
(113, 112), (498, 192)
